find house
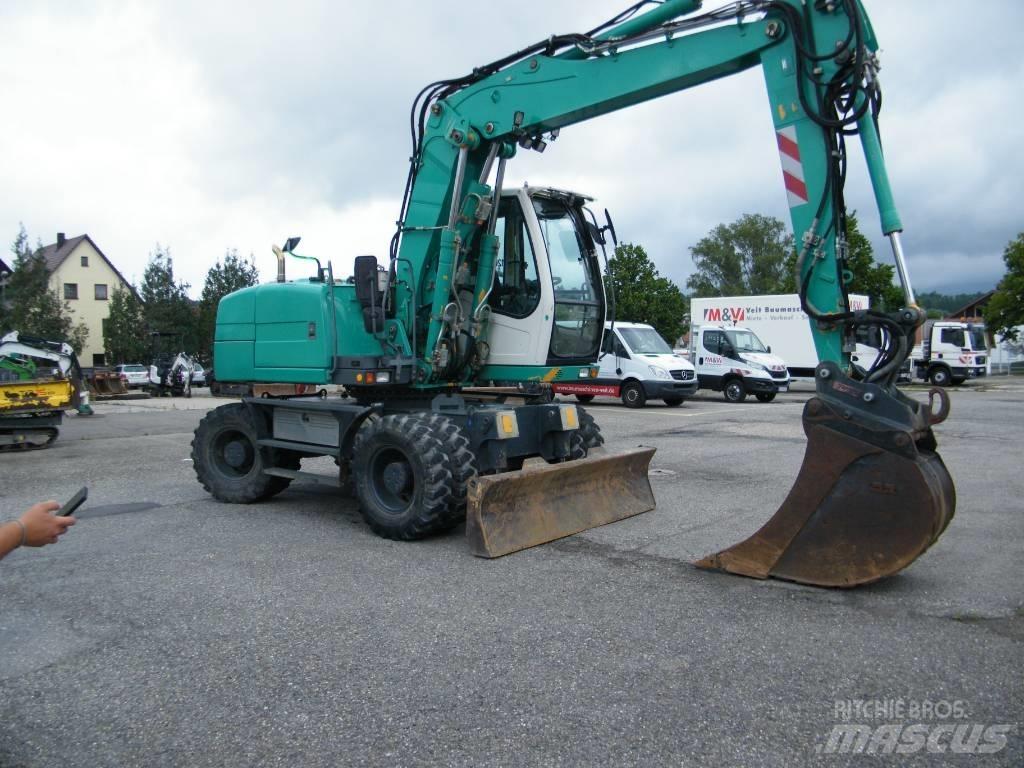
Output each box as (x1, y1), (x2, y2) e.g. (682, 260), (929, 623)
(38, 233), (137, 368)
(944, 290), (994, 323)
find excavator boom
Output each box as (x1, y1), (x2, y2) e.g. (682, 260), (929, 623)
(388, 0), (954, 584)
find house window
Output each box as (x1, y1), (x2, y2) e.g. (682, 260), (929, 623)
(64, 283), (78, 300)
(95, 284), (108, 300)
(92, 353), (106, 367)
(81, 255), (89, 267)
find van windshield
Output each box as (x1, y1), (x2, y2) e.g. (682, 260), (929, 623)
(619, 327), (673, 355)
(725, 330), (767, 353)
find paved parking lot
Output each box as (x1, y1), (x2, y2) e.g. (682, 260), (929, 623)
(1, 381), (1021, 766)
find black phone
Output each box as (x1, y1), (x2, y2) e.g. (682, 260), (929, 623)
(58, 486), (88, 517)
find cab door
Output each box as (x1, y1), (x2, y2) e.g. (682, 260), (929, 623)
(697, 328), (728, 389)
(485, 192), (549, 367)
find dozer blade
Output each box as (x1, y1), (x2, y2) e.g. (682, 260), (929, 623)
(466, 446), (656, 558)
(696, 363), (955, 587)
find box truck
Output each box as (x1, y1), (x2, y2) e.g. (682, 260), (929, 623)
(688, 294), (871, 379)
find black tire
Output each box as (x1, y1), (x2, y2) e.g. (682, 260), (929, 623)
(422, 413), (478, 531)
(663, 396), (685, 407)
(192, 403), (299, 503)
(351, 414), (456, 540)
(755, 392), (776, 403)
(929, 367), (952, 387)
(575, 394), (595, 404)
(621, 380), (646, 408)
(723, 378), (747, 403)
(577, 406), (605, 450)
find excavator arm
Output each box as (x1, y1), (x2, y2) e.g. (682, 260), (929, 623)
(389, 0), (954, 585)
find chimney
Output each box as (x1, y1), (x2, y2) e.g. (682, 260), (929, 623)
(57, 232), (66, 248)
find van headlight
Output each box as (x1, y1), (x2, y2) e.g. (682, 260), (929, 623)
(648, 366), (670, 379)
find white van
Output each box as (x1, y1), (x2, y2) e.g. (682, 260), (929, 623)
(689, 325), (789, 402)
(554, 322), (698, 408)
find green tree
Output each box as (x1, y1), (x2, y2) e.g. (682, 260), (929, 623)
(687, 214), (793, 297)
(141, 245), (197, 352)
(4, 224), (89, 352)
(103, 286), (148, 363)
(985, 232), (1024, 341)
(608, 243), (687, 345)
(196, 249), (259, 361)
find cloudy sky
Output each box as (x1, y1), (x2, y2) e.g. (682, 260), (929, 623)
(1, 0), (1020, 298)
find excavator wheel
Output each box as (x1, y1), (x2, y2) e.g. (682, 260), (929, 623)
(696, 364), (956, 587)
(577, 406), (604, 450)
(192, 403), (299, 503)
(421, 413), (478, 532)
(351, 413), (457, 540)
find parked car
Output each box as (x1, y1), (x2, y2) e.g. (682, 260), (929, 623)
(114, 363), (150, 388)
(191, 365), (206, 386)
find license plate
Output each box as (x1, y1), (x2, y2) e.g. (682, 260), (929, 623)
(777, 385), (788, 393)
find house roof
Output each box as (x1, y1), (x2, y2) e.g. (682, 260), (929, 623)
(37, 233), (141, 302)
(0, 257), (11, 276)
(945, 290), (995, 320)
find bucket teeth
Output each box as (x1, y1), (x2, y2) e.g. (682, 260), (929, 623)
(466, 447), (656, 558)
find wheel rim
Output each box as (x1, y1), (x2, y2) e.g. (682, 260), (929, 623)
(625, 386), (639, 403)
(368, 446), (415, 515)
(726, 382), (742, 401)
(211, 429), (256, 478)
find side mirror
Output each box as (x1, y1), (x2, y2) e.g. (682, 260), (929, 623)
(767, 345), (771, 353)
(283, 236), (301, 253)
(602, 208), (618, 246)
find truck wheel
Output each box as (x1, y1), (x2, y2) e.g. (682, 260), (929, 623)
(423, 413), (477, 531)
(577, 406), (604, 450)
(192, 403), (299, 503)
(724, 379), (747, 403)
(663, 397), (685, 407)
(351, 414), (455, 540)
(755, 392), (776, 403)
(929, 367), (952, 387)
(575, 394), (595, 404)
(621, 381), (646, 408)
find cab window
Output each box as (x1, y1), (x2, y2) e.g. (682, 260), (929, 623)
(940, 328), (965, 347)
(602, 331), (629, 359)
(533, 196), (603, 359)
(492, 198), (541, 318)
(704, 330), (724, 355)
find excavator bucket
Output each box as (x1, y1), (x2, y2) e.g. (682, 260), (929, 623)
(696, 364), (955, 587)
(466, 446), (656, 557)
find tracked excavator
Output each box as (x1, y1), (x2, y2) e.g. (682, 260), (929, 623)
(192, 0), (954, 586)
(0, 332), (91, 450)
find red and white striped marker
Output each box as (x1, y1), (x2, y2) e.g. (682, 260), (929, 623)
(776, 125), (808, 207)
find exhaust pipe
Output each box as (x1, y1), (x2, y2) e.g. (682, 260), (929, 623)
(272, 245), (286, 283)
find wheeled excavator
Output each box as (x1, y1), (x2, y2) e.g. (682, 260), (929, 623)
(192, 0), (954, 586)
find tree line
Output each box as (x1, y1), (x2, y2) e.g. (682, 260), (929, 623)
(0, 225), (258, 364)
(5, 218), (1019, 366)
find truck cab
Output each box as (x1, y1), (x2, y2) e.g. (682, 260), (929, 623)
(689, 325), (789, 402)
(912, 320), (989, 386)
(553, 322), (698, 408)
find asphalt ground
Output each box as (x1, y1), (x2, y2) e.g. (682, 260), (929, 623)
(1, 380), (1021, 767)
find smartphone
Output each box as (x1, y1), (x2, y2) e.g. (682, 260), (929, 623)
(58, 486), (88, 517)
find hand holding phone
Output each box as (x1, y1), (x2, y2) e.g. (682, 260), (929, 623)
(58, 486), (88, 517)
